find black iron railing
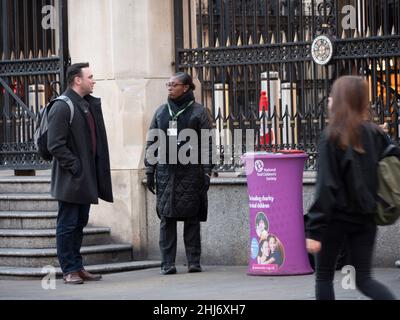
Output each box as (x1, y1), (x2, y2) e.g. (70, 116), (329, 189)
(0, 0), (69, 169)
(174, 0), (400, 171)
(211, 97), (400, 172)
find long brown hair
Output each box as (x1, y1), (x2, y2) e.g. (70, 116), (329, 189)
(327, 76), (370, 153)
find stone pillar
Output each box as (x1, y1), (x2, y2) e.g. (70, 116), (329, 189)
(67, 0), (174, 258)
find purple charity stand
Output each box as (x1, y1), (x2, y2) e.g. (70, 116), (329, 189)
(242, 151), (313, 276)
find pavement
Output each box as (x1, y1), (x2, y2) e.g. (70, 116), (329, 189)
(0, 265), (399, 300)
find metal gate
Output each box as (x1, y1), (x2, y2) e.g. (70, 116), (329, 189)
(174, 0), (400, 171)
(0, 0), (69, 170)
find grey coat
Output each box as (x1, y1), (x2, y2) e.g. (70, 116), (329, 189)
(47, 88), (113, 204)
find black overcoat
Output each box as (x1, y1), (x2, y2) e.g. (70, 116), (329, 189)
(47, 88), (113, 204)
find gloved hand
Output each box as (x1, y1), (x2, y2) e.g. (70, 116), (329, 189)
(146, 173), (155, 194)
(204, 174), (211, 192)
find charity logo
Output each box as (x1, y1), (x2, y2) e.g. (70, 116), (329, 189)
(255, 160), (264, 173)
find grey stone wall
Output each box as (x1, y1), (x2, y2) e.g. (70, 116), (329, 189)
(145, 173), (400, 267)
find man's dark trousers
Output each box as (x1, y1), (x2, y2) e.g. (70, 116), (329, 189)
(56, 201), (90, 274)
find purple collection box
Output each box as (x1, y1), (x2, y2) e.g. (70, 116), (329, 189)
(242, 152), (313, 276)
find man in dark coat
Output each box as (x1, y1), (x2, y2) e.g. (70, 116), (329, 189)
(47, 62), (113, 284)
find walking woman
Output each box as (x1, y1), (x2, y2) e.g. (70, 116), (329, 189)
(305, 75), (396, 300)
(144, 72), (213, 275)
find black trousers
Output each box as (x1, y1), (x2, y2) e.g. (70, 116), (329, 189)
(315, 219), (396, 300)
(159, 216), (201, 267)
(56, 201), (90, 274)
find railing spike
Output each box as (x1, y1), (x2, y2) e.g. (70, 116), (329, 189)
(281, 31), (287, 44)
(237, 35), (242, 46)
(248, 35), (253, 45)
(259, 34), (264, 45)
(270, 33), (275, 44)
(366, 26), (371, 37)
(305, 29), (310, 42)
(377, 25), (383, 36)
(204, 33), (209, 47)
(307, 63), (312, 79)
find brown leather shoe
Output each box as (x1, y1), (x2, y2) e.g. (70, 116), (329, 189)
(78, 269), (102, 281)
(63, 272), (84, 285)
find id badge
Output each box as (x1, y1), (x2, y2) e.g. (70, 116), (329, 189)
(167, 121), (178, 136)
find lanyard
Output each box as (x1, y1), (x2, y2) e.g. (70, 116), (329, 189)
(167, 100), (194, 121)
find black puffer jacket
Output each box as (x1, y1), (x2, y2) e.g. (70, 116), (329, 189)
(305, 122), (395, 241)
(145, 91), (213, 221)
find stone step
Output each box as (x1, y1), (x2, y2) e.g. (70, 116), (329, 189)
(0, 244), (133, 267)
(0, 260), (161, 279)
(0, 227), (111, 249)
(0, 194), (57, 211)
(0, 176), (51, 194)
(0, 211), (58, 229)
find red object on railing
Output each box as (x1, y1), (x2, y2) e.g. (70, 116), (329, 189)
(259, 91), (273, 145)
